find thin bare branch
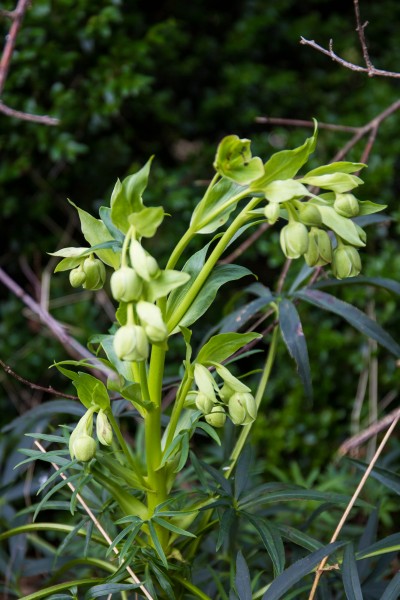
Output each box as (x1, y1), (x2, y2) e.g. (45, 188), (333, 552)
(300, 36), (400, 79)
(0, 267), (112, 378)
(34, 441), (155, 600)
(220, 222), (270, 265)
(0, 101), (60, 125)
(0, 358), (78, 399)
(338, 405), (400, 456)
(308, 412), (400, 599)
(353, 0), (373, 73)
(0, 0), (60, 125)
(255, 116), (359, 133)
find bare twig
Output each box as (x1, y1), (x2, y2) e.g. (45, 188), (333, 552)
(0, 0), (60, 125)
(299, 37), (400, 79)
(220, 222), (270, 265)
(0, 358), (78, 399)
(34, 440), (154, 600)
(353, 0), (373, 73)
(0, 267), (112, 377)
(308, 412), (400, 599)
(255, 116), (359, 133)
(338, 405), (400, 456)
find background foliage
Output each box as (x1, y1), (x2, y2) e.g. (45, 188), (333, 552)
(1, 1), (399, 595)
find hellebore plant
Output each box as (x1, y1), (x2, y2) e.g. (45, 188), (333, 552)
(16, 122), (400, 599)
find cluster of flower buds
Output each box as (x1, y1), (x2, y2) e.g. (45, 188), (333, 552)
(69, 255), (106, 290)
(111, 235), (168, 362)
(194, 363), (257, 428)
(69, 407), (113, 462)
(264, 193), (365, 279)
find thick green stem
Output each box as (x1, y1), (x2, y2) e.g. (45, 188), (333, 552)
(225, 322), (279, 478)
(167, 195), (260, 333)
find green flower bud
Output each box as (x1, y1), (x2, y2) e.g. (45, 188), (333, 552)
(69, 409), (95, 460)
(136, 301), (168, 343)
(110, 267), (143, 302)
(82, 256), (106, 290)
(219, 383), (235, 403)
(195, 392), (215, 414)
(69, 265), (86, 288)
(332, 245), (362, 279)
(96, 410), (113, 446)
(280, 221), (309, 259)
(296, 203), (322, 227)
(205, 406), (226, 428)
(228, 392), (257, 426)
(130, 240), (160, 282)
(264, 202), (280, 224)
(304, 227), (332, 267)
(194, 364), (217, 400)
(114, 324), (149, 362)
(333, 193), (360, 218)
(72, 434), (97, 462)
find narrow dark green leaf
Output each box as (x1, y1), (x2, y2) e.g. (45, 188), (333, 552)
(216, 507), (235, 551)
(311, 276), (400, 296)
(196, 421), (222, 445)
(219, 296), (274, 333)
(277, 524), (323, 553)
(235, 551), (252, 600)
(153, 516), (196, 538)
(245, 514), (285, 576)
(260, 541), (346, 600)
(347, 458), (400, 495)
(148, 520), (168, 568)
(87, 582), (141, 597)
(279, 299), (313, 399)
(295, 289), (400, 357)
(2, 401), (84, 433)
(234, 445), (252, 500)
(200, 461), (232, 496)
(175, 432), (190, 472)
(381, 572), (400, 600)
(357, 533), (400, 560)
(342, 543), (363, 600)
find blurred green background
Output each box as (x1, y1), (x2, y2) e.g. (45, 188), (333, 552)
(1, 0), (399, 469)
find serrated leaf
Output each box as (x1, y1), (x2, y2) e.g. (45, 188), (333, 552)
(295, 289), (400, 357)
(190, 177), (246, 234)
(304, 161), (366, 176)
(250, 121), (318, 190)
(235, 551), (252, 600)
(279, 299), (312, 400)
(110, 157), (153, 233)
(69, 201), (120, 268)
(342, 543), (363, 600)
(196, 332), (261, 364)
(261, 541), (346, 600)
(214, 135), (264, 184)
(317, 205), (365, 246)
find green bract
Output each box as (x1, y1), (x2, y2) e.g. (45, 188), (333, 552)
(213, 135), (264, 184)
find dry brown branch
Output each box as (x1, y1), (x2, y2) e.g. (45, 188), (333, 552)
(300, 0), (400, 79)
(0, 0), (60, 125)
(0, 267), (112, 378)
(308, 411), (400, 599)
(338, 405), (400, 456)
(0, 358), (79, 399)
(255, 116), (359, 133)
(220, 222), (270, 265)
(34, 440), (155, 600)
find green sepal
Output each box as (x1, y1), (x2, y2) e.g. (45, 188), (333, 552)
(357, 200), (387, 216)
(143, 269), (191, 302)
(213, 135), (264, 184)
(262, 179), (309, 203)
(304, 161), (366, 177)
(110, 157), (154, 233)
(317, 205), (366, 247)
(299, 172), (363, 193)
(128, 205), (165, 238)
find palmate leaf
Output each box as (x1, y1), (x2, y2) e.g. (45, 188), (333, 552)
(278, 299), (312, 400)
(342, 543), (363, 600)
(295, 289), (400, 357)
(260, 541), (346, 600)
